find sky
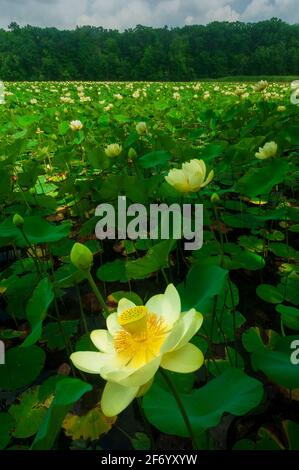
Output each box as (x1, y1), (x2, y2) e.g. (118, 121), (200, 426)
(1, 0), (299, 30)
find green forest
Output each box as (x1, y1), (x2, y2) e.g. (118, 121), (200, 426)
(1, 17), (299, 81)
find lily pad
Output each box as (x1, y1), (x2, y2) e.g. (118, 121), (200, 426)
(143, 368), (264, 437)
(0, 345), (45, 390)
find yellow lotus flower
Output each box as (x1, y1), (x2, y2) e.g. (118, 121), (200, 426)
(71, 284), (204, 417)
(255, 141), (277, 160)
(165, 159), (214, 193)
(104, 143), (122, 157)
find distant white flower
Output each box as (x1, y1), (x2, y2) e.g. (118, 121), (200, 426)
(70, 120), (83, 131)
(235, 87), (246, 96)
(80, 95), (91, 102)
(253, 80), (268, 92)
(60, 96), (74, 104)
(132, 90), (140, 99)
(30, 98), (37, 104)
(105, 143), (122, 158)
(104, 103), (113, 111)
(136, 122), (147, 135)
(165, 159), (214, 193)
(255, 141), (277, 160)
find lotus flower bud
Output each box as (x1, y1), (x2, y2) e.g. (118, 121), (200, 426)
(70, 243), (93, 272)
(128, 147), (137, 159)
(13, 213), (24, 228)
(211, 193), (220, 204)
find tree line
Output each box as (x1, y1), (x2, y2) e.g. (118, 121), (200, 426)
(1, 18), (299, 81)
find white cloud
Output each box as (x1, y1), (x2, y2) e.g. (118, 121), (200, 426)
(241, 0), (274, 20)
(0, 0), (298, 30)
(241, 0), (299, 23)
(206, 5), (240, 22)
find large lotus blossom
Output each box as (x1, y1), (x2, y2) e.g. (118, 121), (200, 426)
(255, 141), (277, 160)
(165, 159), (214, 193)
(71, 284), (204, 417)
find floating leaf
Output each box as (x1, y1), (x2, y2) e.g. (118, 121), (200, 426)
(0, 216), (71, 246)
(237, 160), (289, 197)
(0, 413), (15, 449)
(208, 347), (244, 376)
(251, 335), (299, 389)
(138, 150), (171, 168)
(42, 321), (79, 350)
(275, 304), (299, 331)
(178, 263), (228, 314)
(31, 378), (92, 450)
(143, 368), (263, 437)
(108, 290), (143, 306)
(126, 240), (175, 280)
(62, 403), (116, 441)
(9, 387), (47, 438)
(0, 345), (45, 390)
(256, 284), (284, 304)
(97, 259), (128, 282)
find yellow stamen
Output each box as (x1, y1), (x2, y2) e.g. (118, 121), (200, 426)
(114, 313), (168, 368)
